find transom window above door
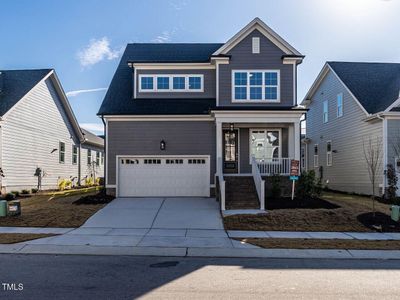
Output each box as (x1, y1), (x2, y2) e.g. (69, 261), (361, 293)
(250, 129), (280, 162)
(139, 74), (203, 92)
(232, 70), (280, 102)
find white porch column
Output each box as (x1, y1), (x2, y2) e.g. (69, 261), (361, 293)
(216, 121), (223, 175)
(294, 121), (300, 161)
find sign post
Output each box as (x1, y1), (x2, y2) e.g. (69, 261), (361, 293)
(289, 160), (300, 200)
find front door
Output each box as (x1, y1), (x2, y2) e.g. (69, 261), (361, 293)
(223, 129), (238, 174)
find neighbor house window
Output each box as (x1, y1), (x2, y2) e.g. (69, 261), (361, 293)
(233, 70), (279, 101)
(72, 145), (78, 165)
(250, 129), (280, 162)
(59, 142), (65, 163)
(96, 151), (100, 166)
(252, 37), (260, 54)
(87, 150), (92, 165)
(101, 152), (104, 165)
(314, 144), (319, 167)
(337, 93), (343, 117)
(140, 76), (154, 90)
(326, 141), (332, 166)
(323, 100), (328, 123)
(301, 147), (306, 170)
(139, 75), (203, 92)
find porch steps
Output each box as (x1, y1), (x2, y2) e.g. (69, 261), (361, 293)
(224, 176), (260, 210)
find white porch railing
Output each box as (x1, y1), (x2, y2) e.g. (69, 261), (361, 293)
(251, 156), (265, 210)
(256, 158), (292, 175)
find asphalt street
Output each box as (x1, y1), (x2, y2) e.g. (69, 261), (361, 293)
(0, 254), (400, 299)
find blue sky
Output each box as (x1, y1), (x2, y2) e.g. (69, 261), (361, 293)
(1, 0), (399, 134)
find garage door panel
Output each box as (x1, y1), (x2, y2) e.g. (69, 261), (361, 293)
(118, 157), (209, 197)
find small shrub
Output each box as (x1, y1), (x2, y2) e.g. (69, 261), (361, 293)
(296, 170), (322, 200)
(85, 177), (94, 187)
(386, 164), (398, 204)
(5, 193), (15, 201)
(31, 188), (38, 194)
(21, 189), (30, 195)
(58, 179), (72, 191)
(11, 191), (19, 197)
(270, 174), (281, 198)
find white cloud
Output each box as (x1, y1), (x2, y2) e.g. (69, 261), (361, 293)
(66, 87), (108, 97)
(169, 0), (189, 10)
(151, 31), (173, 43)
(80, 123), (104, 135)
(77, 37), (122, 67)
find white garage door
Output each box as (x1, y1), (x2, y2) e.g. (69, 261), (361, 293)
(117, 157), (210, 197)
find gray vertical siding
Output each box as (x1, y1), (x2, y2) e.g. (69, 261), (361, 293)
(107, 121), (216, 184)
(135, 69), (216, 99)
(306, 70), (383, 195)
(219, 29), (294, 107)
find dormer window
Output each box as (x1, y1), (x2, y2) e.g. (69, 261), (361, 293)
(139, 74), (203, 92)
(232, 70), (280, 102)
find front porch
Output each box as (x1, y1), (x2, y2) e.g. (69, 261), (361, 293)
(213, 110), (303, 211)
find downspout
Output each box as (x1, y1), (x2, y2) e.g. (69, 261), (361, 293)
(101, 115), (106, 191)
(299, 113), (307, 172)
(377, 114), (386, 195)
(78, 143), (81, 186)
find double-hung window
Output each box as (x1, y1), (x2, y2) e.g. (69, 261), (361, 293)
(337, 93), (343, 117)
(101, 152), (104, 165)
(139, 75), (203, 92)
(326, 141), (332, 166)
(72, 145), (78, 165)
(87, 150), (92, 165)
(314, 144), (319, 167)
(96, 151), (100, 166)
(250, 129), (280, 162)
(59, 142), (65, 164)
(233, 70), (279, 101)
(323, 100), (328, 123)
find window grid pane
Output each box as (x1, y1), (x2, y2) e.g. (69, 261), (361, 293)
(173, 77), (185, 90)
(141, 77), (153, 90)
(235, 87), (247, 100)
(188, 77), (201, 90)
(157, 77), (169, 90)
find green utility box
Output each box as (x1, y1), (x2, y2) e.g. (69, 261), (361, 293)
(7, 200), (21, 216)
(391, 205), (400, 222)
(0, 200), (7, 217)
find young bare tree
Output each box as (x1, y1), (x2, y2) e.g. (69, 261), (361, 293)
(362, 136), (382, 218)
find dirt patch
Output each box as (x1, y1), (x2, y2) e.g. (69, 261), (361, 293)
(266, 197), (340, 210)
(357, 212), (400, 232)
(73, 192), (115, 205)
(236, 238), (400, 250)
(0, 233), (56, 244)
(224, 192), (399, 232)
(0, 191), (110, 228)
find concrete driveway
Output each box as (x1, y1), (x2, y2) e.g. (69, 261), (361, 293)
(82, 197), (224, 230)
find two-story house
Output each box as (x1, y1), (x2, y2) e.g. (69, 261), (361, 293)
(302, 62), (400, 196)
(98, 18), (305, 210)
(0, 69), (104, 193)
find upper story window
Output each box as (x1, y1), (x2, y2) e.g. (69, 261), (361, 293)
(139, 74), (203, 92)
(232, 70), (280, 102)
(323, 100), (328, 123)
(252, 37), (260, 54)
(337, 93), (343, 117)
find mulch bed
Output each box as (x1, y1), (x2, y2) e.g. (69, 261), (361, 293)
(357, 212), (400, 232)
(236, 238), (400, 250)
(266, 197), (340, 210)
(0, 233), (56, 244)
(73, 192), (115, 205)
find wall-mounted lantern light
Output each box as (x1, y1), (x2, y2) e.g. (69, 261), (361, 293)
(160, 140), (166, 151)
(229, 123), (234, 132)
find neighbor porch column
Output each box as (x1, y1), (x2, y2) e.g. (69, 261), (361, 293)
(294, 121), (300, 161)
(216, 121), (223, 175)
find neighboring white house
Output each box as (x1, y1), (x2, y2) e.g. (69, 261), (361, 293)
(0, 69), (104, 193)
(302, 62), (400, 196)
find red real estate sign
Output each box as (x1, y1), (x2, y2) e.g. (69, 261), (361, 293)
(290, 160), (300, 177)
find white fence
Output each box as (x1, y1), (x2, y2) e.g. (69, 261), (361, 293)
(256, 158), (292, 175)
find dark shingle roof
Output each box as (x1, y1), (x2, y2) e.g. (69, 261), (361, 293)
(0, 69), (52, 116)
(328, 62), (400, 114)
(98, 43), (223, 115)
(81, 128), (104, 147)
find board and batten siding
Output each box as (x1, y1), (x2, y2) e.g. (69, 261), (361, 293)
(1, 78), (81, 192)
(135, 69), (216, 99)
(306, 70), (383, 195)
(218, 29), (294, 107)
(107, 121), (216, 185)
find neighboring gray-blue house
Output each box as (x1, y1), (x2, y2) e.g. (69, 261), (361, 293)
(302, 62), (400, 196)
(0, 69), (104, 193)
(98, 18), (306, 210)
